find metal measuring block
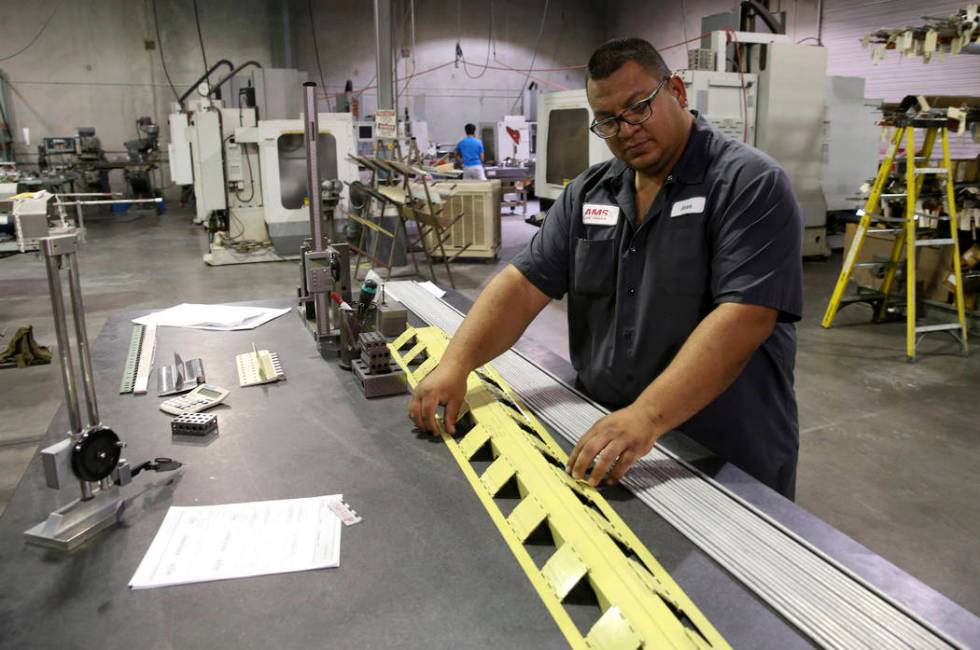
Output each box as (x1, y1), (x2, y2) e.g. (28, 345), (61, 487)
(171, 412), (218, 437)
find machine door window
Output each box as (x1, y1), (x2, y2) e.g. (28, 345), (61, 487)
(276, 133), (338, 210)
(545, 108), (588, 186)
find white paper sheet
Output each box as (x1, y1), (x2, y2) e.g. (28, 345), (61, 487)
(129, 495), (343, 590)
(132, 303), (290, 331)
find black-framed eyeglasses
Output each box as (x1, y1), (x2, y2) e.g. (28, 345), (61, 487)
(589, 78), (668, 139)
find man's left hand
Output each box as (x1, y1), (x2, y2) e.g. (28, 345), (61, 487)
(566, 405), (663, 486)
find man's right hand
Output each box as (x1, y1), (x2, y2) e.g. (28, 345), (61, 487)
(408, 362), (468, 435)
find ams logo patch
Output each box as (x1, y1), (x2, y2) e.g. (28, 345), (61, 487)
(582, 203), (620, 226)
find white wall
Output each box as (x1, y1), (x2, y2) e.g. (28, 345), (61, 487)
(292, 0), (605, 145)
(0, 0), (280, 168)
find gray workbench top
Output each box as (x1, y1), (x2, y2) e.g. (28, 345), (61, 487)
(0, 298), (976, 649)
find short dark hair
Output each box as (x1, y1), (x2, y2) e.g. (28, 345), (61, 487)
(587, 37), (671, 82)
(464, 123), (476, 135)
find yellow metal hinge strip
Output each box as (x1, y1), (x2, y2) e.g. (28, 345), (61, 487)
(390, 327), (729, 650)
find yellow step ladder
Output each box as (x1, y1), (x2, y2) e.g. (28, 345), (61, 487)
(822, 122), (969, 362)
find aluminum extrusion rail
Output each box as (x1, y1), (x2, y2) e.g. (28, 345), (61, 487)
(385, 281), (961, 650)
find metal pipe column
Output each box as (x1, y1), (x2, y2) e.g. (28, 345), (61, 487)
(303, 82), (330, 339)
(374, 0), (393, 110)
(41, 240), (82, 437)
(66, 253), (99, 426)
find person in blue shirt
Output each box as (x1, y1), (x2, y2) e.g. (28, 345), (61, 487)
(455, 123), (486, 180)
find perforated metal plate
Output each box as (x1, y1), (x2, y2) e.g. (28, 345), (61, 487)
(389, 326), (728, 650)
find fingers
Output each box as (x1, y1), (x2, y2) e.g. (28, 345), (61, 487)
(587, 439), (627, 487)
(422, 393), (442, 435)
(565, 428), (591, 476)
(444, 398), (461, 435)
(566, 420), (601, 475)
(408, 392), (423, 431)
(570, 428), (615, 482)
(606, 450), (637, 485)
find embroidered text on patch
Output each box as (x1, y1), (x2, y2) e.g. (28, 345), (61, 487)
(582, 203), (620, 226)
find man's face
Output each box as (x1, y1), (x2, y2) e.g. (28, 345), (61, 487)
(586, 60), (689, 174)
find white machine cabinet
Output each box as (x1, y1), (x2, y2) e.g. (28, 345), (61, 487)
(534, 89), (613, 203)
(680, 69), (758, 145)
(249, 112), (357, 255)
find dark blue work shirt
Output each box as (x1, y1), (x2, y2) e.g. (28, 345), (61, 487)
(512, 113), (803, 498)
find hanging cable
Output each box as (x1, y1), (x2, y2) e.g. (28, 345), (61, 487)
(191, 0), (210, 91)
(509, 0), (549, 114)
(461, 0), (494, 80)
(151, 0), (180, 102)
(0, 0), (63, 61)
(727, 29), (749, 143)
(399, 0), (418, 97)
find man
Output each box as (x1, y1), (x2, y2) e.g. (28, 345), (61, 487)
(455, 123), (486, 180)
(410, 38), (803, 499)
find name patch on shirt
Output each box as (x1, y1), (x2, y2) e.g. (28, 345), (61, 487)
(582, 203), (620, 226)
(670, 196), (706, 218)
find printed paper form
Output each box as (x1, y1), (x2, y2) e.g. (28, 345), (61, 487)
(129, 495), (343, 590)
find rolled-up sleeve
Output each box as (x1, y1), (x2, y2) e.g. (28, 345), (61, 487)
(709, 169), (803, 322)
(511, 186), (574, 300)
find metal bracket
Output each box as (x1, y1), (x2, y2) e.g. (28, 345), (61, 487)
(156, 352), (205, 396)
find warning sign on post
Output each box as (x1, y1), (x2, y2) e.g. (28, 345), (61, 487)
(374, 109), (397, 140)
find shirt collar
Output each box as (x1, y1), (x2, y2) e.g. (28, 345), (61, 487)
(600, 111), (712, 189)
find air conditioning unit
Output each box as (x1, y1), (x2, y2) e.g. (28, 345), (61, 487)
(426, 179), (501, 260)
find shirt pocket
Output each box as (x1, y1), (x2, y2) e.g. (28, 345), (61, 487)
(573, 237), (616, 296)
(661, 221), (708, 297)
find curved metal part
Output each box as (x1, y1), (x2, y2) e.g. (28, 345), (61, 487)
(177, 59), (234, 106)
(206, 60), (264, 98)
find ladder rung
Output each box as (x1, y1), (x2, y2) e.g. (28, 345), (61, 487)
(875, 216), (909, 224)
(854, 261), (896, 269)
(868, 228), (903, 234)
(840, 292), (885, 305)
(915, 323), (962, 333)
(913, 167), (948, 175)
(879, 193), (908, 198)
(915, 238), (955, 246)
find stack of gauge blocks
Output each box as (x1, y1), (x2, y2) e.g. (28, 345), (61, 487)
(351, 331), (407, 398)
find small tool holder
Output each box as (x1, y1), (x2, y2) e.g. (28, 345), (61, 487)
(156, 352), (205, 396)
(352, 331), (406, 398)
(236, 344), (285, 387)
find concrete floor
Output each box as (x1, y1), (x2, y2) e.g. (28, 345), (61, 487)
(1, 206), (977, 616)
